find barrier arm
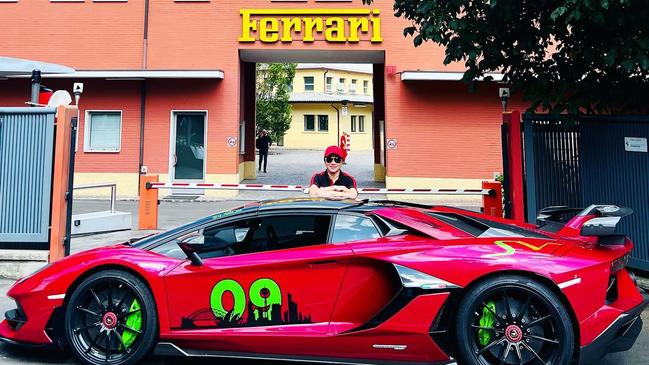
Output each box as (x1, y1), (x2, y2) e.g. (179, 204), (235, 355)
(139, 179), (502, 230)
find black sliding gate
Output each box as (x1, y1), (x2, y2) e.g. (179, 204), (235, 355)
(521, 114), (649, 270)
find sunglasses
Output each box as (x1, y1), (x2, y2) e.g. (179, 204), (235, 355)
(325, 156), (343, 163)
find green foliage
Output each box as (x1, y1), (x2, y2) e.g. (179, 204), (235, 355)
(256, 63), (297, 142)
(362, 0), (649, 114)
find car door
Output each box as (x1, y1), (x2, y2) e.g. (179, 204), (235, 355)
(162, 212), (354, 353)
(327, 213), (405, 335)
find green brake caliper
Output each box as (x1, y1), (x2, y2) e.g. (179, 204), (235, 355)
(121, 299), (142, 349)
(478, 301), (496, 347)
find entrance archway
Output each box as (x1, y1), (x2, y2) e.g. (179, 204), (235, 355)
(238, 50), (386, 198)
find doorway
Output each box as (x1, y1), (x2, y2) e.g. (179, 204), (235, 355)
(169, 111), (207, 194)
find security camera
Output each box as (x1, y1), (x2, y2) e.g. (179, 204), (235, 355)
(73, 83), (84, 105)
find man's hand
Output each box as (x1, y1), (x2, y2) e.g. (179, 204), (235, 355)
(309, 185), (358, 200)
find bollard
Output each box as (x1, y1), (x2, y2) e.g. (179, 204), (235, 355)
(482, 181), (503, 218)
(139, 174), (159, 230)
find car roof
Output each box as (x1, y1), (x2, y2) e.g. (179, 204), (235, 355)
(254, 198), (440, 214)
(255, 197), (366, 212)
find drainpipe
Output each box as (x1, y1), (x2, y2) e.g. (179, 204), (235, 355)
(138, 0), (150, 193)
(331, 103), (340, 145)
(143, 0), (150, 69)
(323, 70), (329, 93)
(138, 80), (147, 193)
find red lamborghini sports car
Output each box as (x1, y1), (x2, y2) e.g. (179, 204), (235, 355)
(0, 199), (646, 365)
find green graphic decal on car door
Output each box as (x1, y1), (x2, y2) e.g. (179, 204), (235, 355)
(210, 279), (246, 322)
(249, 278), (282, 321)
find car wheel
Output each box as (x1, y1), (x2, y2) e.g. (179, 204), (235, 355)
(64, 270), (158, 365)
(454, 275), (574, 365)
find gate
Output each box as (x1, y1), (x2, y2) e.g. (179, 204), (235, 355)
(0, 107), (56, 249)
(520, 114), (649, 270)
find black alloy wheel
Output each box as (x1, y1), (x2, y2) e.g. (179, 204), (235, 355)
(65, 270), (158, 365)
(455, 275), (574, 365)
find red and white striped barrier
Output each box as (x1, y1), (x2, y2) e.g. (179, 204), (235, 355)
(147, 182), (306, 192)
(138, 175), (503, 230)
(146, 182), (494, 196)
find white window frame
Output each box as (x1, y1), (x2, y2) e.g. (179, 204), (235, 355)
(359, 115), (365, 132)
(325, 77), (333, 93)
(304, 76), (315, 92)
(363, 80), (369, 95)
(304, 114), (316, 131)
(83, 110), (123, 153)
(350, 79), (357, 94)
(317, 115), (329, 132)
(337, 78), (346, 93)
(351, 115), (357, 132)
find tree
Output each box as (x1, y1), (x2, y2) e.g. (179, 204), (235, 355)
(256, 63), (297, 143)
(363, 0), (649, 114)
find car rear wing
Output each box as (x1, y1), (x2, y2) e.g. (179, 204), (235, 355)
(536, 206), (585, 233)
(538, 205), (633, 245)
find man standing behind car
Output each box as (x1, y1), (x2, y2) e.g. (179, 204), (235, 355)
(256, 129), (272, 173)
(309, 145), (358, 200)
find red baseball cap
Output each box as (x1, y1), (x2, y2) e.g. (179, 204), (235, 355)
(324, 145), (345, 160)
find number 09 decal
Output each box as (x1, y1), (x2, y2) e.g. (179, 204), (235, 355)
(210, 278), (282, 322)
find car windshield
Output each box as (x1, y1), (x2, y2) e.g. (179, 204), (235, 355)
(427, 212), (550, 239)
(130, 205), (248, 248)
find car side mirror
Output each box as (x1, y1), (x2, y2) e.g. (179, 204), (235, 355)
(177, 230), (204, 266)
(580, 216), (621, 237)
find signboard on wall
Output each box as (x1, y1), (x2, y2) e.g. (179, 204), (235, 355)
(625, 137), (648, 153)
(239, 8), (383, 44)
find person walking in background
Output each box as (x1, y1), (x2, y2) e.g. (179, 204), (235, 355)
(256, 129), (272, 173)
(309, 145), (358, 200)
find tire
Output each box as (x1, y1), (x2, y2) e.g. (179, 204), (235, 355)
(64, 270), (158, 365)
(454, 275), (574, 365)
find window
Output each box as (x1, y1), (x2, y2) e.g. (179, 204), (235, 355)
(304, 115), (315, 131)
(154, 214), (333, 259)
(318, 115), (329, 131)
(351, 116), (357, 132)
(331, 214), (381, 243)
(287, 81), (293, 93)
(338, 78), (345, 93)
(326, 77), (333, 93)
(363, 80), (369, 95)
(304, 76), (314, 92)
(84, 111), (122, 152)
(359, 115), (365, 132)
(350, 79), (357, 94)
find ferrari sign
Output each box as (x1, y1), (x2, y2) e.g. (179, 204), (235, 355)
(239, 9), (383, 43)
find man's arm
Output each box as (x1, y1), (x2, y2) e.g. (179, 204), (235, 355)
(310, 185), (357, 200)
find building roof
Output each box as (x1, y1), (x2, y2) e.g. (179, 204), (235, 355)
(297, 63), (373, 75)
(289, 92), (373, 104)
(5, 70), (224, 80)
(400, 70), (503, 82)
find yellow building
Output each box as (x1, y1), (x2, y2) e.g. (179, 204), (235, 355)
(283, 64), (374, 151)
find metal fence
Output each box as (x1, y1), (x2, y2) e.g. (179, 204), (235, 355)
(522, 114), (649, 270)
(0, 107), (56, 249)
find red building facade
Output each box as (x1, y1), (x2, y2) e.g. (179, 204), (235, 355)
(0, 0), (526, 198)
